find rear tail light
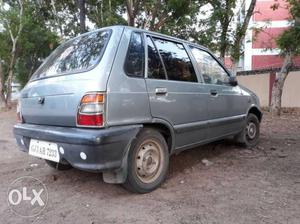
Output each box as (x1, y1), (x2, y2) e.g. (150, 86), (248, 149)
(17, 111), (23, 123)
(77, 93), (105, 128)
(17, 100), (23, 123)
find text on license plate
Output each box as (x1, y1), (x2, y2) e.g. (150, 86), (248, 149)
(29, 139), (60, 162)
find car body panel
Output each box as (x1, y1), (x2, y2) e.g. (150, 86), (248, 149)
(205, 84), (249, 139)
(106, 27), (152, 127)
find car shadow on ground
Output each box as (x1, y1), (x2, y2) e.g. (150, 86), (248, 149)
(169, 139), (239, 176)
(40, 139), (241, 195)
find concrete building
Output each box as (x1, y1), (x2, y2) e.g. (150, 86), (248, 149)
(243, 0), (300, 71)
(233, 1), (300, 108)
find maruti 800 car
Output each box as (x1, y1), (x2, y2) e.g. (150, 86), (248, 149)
(14, 26), (262, 193)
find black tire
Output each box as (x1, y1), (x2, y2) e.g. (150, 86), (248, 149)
(123, 128), (169, 194)
(45, 160), (73, 171)
(235, 113), (260, 147)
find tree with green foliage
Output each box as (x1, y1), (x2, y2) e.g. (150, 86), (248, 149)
(0, 31), (10, 108)
(199, 0), (237, 63)
(35, 0), (84, 39)
(0, 0), (24, 108)
(156, 0), (200, 39)
(15, 2), (59, 87)
(125, 0), (199, 34)
(190, 0), (256, 70)
(230, 0), (256, 76)
(0, 0), (59, 108)
(87, 0), (127, 27)
(271, 0), (300, 116)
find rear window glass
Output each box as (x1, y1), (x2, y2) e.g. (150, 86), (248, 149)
(124, 32), (145, 77)
(32, 30), (111, 79)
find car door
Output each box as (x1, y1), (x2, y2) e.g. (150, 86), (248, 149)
(144, 35), (209, 150)
(189, 46), (248, 139)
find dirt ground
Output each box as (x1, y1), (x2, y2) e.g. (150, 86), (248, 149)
(0, 109), (299, 224)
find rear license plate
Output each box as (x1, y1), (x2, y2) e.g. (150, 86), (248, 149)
(29, 139), (60, 162)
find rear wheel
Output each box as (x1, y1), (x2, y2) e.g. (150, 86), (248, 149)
(45, 160), (72, 170)
(235, 113), (260, 147)
(123, 128), (169, 193)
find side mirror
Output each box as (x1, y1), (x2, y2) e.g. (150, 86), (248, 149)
(228, 76), (238, 86)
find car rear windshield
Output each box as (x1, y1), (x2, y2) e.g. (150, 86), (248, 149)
(31, 30), (111, 80)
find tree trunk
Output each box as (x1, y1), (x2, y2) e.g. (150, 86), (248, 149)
(0, 62), (6, 109)
(219, 7), (230, 63)
(6, 38), (18, 108)
(270, 53), (292, 116)
(50, 0), (63, 38)
(153, 13), (168, 31)
(230, 0), (256, 68)
(126, 0), (135, 26)
(77, 0), (86, 33)
(109, 0), (111, 13)
(219, 20), (230, 63)
(5, 0), (23, 108)
(219, 49), (225, 64)
(128, 15), (135, 26)
(231, 61), (238, 77)
(100, 0), (103, 25)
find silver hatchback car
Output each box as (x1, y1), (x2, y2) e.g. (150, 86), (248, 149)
(14, 25), (262, 193)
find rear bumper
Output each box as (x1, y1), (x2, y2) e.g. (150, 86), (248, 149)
(13, 123), (142, 172)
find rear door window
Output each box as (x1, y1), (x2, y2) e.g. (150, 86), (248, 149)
(152, 38), (197, 82)
(146, 36), (167, 80)
(32, 30), (111, 80)
(124, 32), (145, 77)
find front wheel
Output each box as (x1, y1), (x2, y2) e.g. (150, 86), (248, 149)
(123, 128), (169, 193)
(235, 113), (260, 147)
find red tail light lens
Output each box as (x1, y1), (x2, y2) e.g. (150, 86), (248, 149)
(17, 100), (23, 123)
(17, 111), (23, 123)
(77, 114), (103, 126)
(77, 93), (105, 127)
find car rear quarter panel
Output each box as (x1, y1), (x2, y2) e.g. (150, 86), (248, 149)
(106, 28), (152, 127)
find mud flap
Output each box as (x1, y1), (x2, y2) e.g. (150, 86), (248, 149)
(102, 136), (138, 184)
(102, 149), (129, 184)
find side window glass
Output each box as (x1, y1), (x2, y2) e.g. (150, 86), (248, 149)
(153, 38), (197, 82)
(190, 47), (229, 85)
(147, 36), (166, 79)
(124, 32), (145, 77)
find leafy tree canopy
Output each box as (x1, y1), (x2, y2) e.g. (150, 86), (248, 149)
(276, 0), (300, 55)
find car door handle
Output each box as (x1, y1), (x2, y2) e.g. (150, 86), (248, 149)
(210, 89), (218, 96)
(155, 87), (168, 95)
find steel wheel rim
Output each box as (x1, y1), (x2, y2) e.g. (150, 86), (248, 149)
(247, 122), (257, 140)
(135, 139), (163, 184)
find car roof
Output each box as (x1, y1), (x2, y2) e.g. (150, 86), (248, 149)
(91, 25), (209, 51)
